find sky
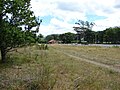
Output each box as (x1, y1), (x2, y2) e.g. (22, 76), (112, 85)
(31, 0), (120, 36)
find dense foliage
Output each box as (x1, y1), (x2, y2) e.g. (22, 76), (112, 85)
(0, 0), (38, 63)
(45, 27), (120, 44)
(45, 32), (76, 43)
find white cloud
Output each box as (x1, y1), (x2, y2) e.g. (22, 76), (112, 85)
(38, 18), (75, 36)
(31, 0), (120, 36)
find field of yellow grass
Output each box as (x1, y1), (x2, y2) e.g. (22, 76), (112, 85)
(52, 44), (120, 68)
(0, 44), (120, 90)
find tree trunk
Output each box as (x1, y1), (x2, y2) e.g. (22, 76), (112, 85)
(0, 47), (6, 63)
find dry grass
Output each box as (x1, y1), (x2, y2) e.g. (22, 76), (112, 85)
(52, 44), (120, 68)
(0, 44), (120, 90)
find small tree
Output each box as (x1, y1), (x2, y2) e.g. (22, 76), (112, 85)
(0, 0), (38, 63)
(37, 34), (45, 43)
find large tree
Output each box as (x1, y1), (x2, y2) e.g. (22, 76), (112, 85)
(73, 20), (95, 43)
(103, 27), (120, 43)
(95, 31), (104, 43)
(84, 30), (95, 43)
(59, 32), (76, 43)
(0, 0), (38, 63)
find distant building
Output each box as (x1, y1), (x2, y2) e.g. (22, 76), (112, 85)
(48, 39), (57, 44)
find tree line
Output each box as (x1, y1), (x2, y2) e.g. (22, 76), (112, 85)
(44, 27), (120, 44)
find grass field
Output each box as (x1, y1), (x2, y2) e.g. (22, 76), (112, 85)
(0, 44), (120, 90)
(52, 44), (120, 68)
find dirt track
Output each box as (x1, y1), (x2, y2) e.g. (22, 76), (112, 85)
(54, 49), (120, 73)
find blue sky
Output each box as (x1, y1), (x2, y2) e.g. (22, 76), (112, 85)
(31, 0), (120, 36)
(39, 15), (53, 25)
(42, 15), (107, 25)
(86, 14), (107, 22)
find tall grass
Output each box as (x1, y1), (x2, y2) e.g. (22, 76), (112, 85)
(0, 45), (56, 90)
(0, 44), (120, 90)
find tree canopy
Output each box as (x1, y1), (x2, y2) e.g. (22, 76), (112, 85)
(59, 32), (76, 43)
(103, 27), (120, 43)
(0, 0), (38, 63)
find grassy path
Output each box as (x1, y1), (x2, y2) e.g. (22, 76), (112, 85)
(54, 48), (120, 73)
